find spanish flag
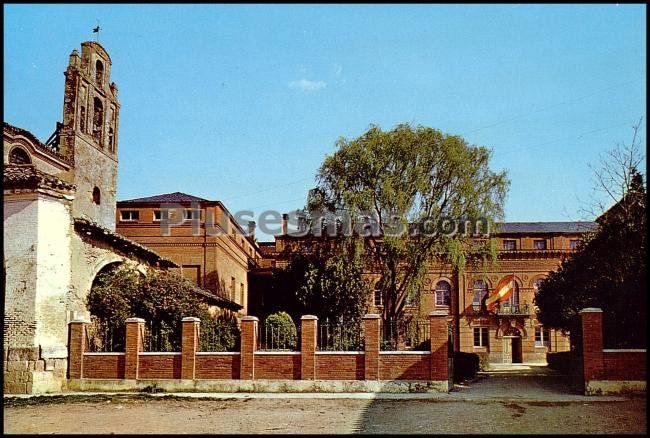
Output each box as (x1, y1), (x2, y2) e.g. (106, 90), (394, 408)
(485, 274), (515, 311)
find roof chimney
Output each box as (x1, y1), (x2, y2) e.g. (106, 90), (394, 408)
(282, 213), (289, 235)
(247, 220), (256, 238)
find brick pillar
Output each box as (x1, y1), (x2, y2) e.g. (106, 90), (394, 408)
(68, 319), (88, 379)
(240, 316), (258, 380)
(363, 314), (381, 380)
(429, 310), (449, 381)
(124, 317), (145, 380)
(181, 317), (200, 380)
(580, 308), (604, 382)
(301, 315), (318, 380)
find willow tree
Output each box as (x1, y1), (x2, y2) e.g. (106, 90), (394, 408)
(313, 123), (509, 325)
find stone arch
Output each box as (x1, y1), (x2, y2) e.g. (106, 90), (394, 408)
(8, 146), (31, 165)
(95, 59), (104, 86)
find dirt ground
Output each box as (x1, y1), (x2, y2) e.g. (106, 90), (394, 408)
(3, 394), (646, 434)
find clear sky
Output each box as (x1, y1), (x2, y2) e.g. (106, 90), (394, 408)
(4, 4), (646, 241)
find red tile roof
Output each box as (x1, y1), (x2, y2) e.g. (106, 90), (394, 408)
(119, 192), (211, 204)
(4, 164), (75, 191)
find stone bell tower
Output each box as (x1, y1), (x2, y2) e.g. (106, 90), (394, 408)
(58, 41), (120, 230)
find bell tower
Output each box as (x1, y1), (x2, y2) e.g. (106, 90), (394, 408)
(59, 41), (120, 230)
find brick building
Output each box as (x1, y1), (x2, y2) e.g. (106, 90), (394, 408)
(115, 192), (263, 315)
(252, 218), (597, 366)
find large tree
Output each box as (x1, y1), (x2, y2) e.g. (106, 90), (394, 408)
(535, 123), (646, 348)
(310, 123), (509, 324)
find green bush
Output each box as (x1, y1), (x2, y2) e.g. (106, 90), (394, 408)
(263, 311), (298, 350)
(200, 315), (240, 352)
(453, 351), (479, 382)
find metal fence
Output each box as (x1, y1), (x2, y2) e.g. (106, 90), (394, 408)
(200, 319), (241, 352)
(143, 321), (180, 352)
(318, 318), (364, 351)
(85, 318), (124, 352)
(381, 318), (430, 351)
(257, 320), (300, 351)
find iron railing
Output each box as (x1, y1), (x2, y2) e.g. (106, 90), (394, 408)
(381, 318), (430, 351)
(143, 322), (180, 352)
(318, 318), (364, 351)
(85, 318), (124, 352)
(257, 320), (300, 351)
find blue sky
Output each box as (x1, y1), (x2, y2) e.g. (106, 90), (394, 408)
(4, 4), (646, 241)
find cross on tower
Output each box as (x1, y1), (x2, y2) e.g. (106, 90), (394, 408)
(92, 20), (101, 42)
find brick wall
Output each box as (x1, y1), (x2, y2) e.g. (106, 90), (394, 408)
(580, 308), (646, 394)
(67, 313), (452, 387)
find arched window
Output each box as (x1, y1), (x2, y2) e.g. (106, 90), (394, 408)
(80, 106), (86, 132)
(435, 280), (451, 306)
(472, 280), (489, 311)
(92, 187), (101, 205)
(9, 147), (31, 165)
(95, 60), (104, 86)
(93, 97), (103, 143)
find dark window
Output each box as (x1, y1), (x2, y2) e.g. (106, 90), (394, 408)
(9, 147), (31, 165)
(108, 127), (115, 152)
(120, 210), (139, 221)
(570, 239), (583, 250)
(92, 187), (101, 205)
(435, 280), (451, 306)
(502, 239), (516, 250)
(473, 327), (489, 347)
(153, 210), (169, 221)
(534, 239), (547, 250)
(80, 106), (86, 132)
(95, 60), (104, 86)
(185, 210), (200, 220)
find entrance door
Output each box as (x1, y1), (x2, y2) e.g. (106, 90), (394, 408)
(502, 338), (512, 364)
(511, 336), (522, 363)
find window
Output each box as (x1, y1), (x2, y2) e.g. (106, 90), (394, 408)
(435, 280), (451, 306)
(507, 281), (520, 308)
(240, 283), (245, 305)
(373, 284), (383, 306)
(153, 210), (168, 221)
(405, 292), (418, 306)
(108, 127), (115, 152)
(95, 60), (104, 86)
(92, 187), (101, 205)
(570, 239), (583, 250)
(473, 327), (489, 347)
(534, 239), (547, 250)
(535, 326), (550, 347)
(230, 277), (236, 301)
(120, 210), (139, 221)
(8, 147), (31, 165)
(472, 280), (489, 311)
(502, 240), (516, 250)
(184, 209), (200, 220)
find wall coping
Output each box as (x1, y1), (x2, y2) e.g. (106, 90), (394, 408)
(196, 352), (241, 355)
(301, 315), (318, 320)
(363, 314), (381, 319)
(602, 349), (646, 353)
(182, 317), (201, 322)
(83, 352), (125, 356)
(125, 317), (146, 323)
(316, 351), (363, 355)
(241, 316), (259, 322)
(254, 351), (301, 355)
(380, 351), (430, 355)
(429, 310), (449, 317)
(139, 352), (182, 356)
(579, 308), (603, 313)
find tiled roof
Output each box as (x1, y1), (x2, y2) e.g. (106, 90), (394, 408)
(495, 222), (597, 234)
(4, 164), (75, 191)
(74, 217), (178, 268)
(192, 288), (243, 312)
(119, 192), (211, 204)
(3, 122), (72, 164)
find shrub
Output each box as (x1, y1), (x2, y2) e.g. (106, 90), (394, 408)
(453, 351), (479, 382)
(200, 315), (240, 352)
(263, 311), (298, 350)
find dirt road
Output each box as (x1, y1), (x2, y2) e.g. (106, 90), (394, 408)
(4, 394), (646, 434)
